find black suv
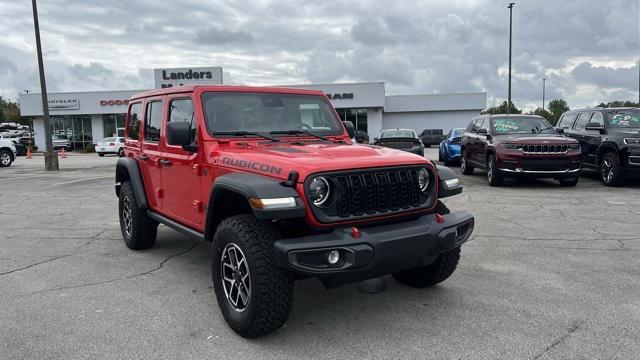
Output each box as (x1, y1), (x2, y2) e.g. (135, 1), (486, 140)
(558, 107), (640, 186)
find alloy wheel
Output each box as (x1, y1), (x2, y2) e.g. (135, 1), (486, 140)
(461, 154), (466, 172)
(601, 159), (614, 183)
(221, 243), (251, 312)
(487, 158), (493, 182)
(122, 196), (133, 237)
(0, 152), (10, 166)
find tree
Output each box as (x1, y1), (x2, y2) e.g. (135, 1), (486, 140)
(484, 101), (522, 115)
(596, 100), (640, 108)
(547, 99), (569, 126)
(533, 108), (553, 123)
(0, 96), (25, 125)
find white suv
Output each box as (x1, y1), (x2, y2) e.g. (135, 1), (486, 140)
(0, 139), (17, 167)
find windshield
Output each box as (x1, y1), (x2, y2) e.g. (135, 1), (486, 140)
(606, 109), (640, 128)
(202, 92), (343, 137)
(491, 117), (556, 134)
(380, 129), (416, 138)
(53, 135), (68, 140)
(451, 128), (465, 138)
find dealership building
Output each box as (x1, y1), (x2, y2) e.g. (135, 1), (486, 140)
(20, 68), (486, 150)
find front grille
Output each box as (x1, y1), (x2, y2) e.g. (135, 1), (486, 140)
(307, 166), (435, 222)
(522, 144), (568, 154)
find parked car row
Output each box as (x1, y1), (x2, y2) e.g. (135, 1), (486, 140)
(454, 107), (639, 187)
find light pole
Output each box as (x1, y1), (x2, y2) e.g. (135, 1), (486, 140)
(507, 2), (514, 114)
(542, 78), (546, 111)
(31, 0), (58, 170)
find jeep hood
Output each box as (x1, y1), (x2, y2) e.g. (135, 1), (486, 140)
(210, 142), (430, 180)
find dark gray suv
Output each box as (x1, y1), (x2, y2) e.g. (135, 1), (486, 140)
(558, 107), (640, 186)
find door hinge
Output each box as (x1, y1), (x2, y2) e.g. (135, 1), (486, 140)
(156, 189), (164, 199)
(192, 163), (202, 176)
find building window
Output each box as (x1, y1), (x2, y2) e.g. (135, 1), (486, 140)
(334, 108), (368, 132)
(103, 114), (125, 138)
(50, 115), (93, 151)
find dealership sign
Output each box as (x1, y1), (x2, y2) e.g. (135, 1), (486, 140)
(48, 98), (80, 111)
(154, 67), (223, 89)
(326, 93), (354, 100)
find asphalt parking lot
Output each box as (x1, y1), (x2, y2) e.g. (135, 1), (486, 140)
(1, 149), (639, 359)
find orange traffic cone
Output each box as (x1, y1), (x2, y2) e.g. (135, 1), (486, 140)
(60, 147), (67, 158)
(26, 148), (32, 159)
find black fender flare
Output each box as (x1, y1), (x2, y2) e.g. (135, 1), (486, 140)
(436, 164), (463, 198)
(115, 157), (148, 210)
(204, 172), (305, 241)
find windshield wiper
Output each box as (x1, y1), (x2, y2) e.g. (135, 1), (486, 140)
(212, 131), (279, 142)
(270, 130), (333, 142)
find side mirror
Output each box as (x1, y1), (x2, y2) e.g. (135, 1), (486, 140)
(476, 128), (488, 135)
(585, 122), (604, 132)
(166, 122), (197, 152)
(342, 121), (355, 138)
(555, 127), (564, 134)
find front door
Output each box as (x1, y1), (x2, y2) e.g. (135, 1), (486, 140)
(161, 96), (203, 228)
(140, 98), (165, 210)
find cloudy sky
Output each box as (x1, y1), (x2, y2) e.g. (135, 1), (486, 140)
(0, 0), (638, 111)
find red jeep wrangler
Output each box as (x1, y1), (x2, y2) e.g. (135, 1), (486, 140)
(115, 85), (474, 338)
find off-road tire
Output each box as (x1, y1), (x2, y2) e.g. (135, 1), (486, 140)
(487, 154), (504, 186)
(212, 214), (294, 338)
(559, 176), (579, 187)
(118, 181), (157, 250)
(600, 152), (624, 186)
(0, 149), (13, 167)
(460, 149), (474, 175)
(393, 201), (460, 288)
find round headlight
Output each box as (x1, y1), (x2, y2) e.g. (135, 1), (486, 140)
(309, 177), (330, 206)
(418, 168), (430, 192)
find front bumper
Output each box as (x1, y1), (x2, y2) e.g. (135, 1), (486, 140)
(274, 211), (474, 288)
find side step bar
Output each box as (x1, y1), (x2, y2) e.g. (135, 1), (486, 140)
(147, 211), (204, 241)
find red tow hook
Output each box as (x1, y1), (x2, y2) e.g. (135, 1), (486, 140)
(351, 226), (361, 239)
(435, 214), (445, 224)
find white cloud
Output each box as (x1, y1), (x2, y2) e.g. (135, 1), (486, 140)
(0, 0), (638, 110)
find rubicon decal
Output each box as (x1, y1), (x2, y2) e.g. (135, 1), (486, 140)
(221, 157), (282, 175)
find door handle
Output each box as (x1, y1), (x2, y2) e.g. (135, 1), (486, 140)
(138, 154), (149, 161)
(159, 159), (172, 167)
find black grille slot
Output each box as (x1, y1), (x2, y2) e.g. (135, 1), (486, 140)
(375, 173), (389, 212)
(335, 176), (351, 217)
(362, 174), (376, 214)
(349, 175), (364, 216)
(388, 171), (400, 210)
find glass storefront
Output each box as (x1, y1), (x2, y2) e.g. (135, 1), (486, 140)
(334, 108), (368, 132)
(103, 114), (125, 138)
(50, 115), (92, 151)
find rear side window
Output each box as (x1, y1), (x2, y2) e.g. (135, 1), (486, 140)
(574, 112), (591, 131)
(126, 103), (141, 140)
(144, 101), (163, 142)
(168, 99), (197, 144)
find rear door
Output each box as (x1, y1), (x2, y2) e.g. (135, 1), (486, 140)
(583, 111), (604, 166)
(140, 98), (165, 210)
(161, 96), (203, 228)
(124, 102), (143, 158)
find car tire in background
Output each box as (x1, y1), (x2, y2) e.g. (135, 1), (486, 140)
(98, 153), (105, 157)
(0, 149), (13, 167)
(460, 149), (474, 175)
(600, 152), (624, 187)
(118, 148), (125, 157)
(486, 154), (503, 186)
(212, 214), (294, 338)
(118, 181), (158, 250)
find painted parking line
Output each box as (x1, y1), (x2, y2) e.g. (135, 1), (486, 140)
(51, 175), (113, 186)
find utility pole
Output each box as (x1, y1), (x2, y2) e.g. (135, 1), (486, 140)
(542, 78), (546, 111)
(31, 0), (58, 170)
(507, 2), (514, 115)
